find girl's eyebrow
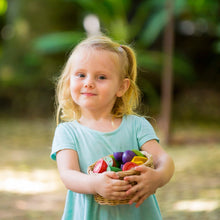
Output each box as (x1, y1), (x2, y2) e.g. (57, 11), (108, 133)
(72, 68), (86, 73)
(95, 70), (109, 74)
(72, 68), (111, 75)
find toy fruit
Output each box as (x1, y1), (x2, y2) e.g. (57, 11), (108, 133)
(103, 156), (115, 166)
(113, 152), (123, 162)
(109, 155), (120, 167)
(107, 166), (122, 172)
(122, 150), (136, 164)
(122, 162), (138, 171)
(93, 159), (108, 173)
(120, 163), (124, 170)
(131, 156), (147, 165)
(132, 149), (145, 157)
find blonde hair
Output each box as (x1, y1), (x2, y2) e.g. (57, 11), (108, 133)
(55, 35), (140, 124)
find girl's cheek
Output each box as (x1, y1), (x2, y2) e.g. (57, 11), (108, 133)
(70, 80), (79, 89)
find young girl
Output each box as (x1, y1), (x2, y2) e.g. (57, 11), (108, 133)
(51, 35), (174, 220)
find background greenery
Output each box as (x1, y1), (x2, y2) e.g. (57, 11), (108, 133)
(0, 0), (219, 219)
(0, 0), (219, 123)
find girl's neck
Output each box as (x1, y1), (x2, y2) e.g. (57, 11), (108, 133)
(78, 115), (122, 132)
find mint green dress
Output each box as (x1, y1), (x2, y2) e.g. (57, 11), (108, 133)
(51, 115), (162, 220)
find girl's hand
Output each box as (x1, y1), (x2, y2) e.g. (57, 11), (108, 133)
(94, 171), (132, 200)
(124, 165), (160, 208)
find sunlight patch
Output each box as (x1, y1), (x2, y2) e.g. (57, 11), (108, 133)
(0, 169), (62, 194)
(173, 199), (219, 212)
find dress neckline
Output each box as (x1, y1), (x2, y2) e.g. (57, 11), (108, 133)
(73, 115), (126, 135)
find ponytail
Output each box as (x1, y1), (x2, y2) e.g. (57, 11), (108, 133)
(112, 44), (140, 117)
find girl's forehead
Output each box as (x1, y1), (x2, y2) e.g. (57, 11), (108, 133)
(71, 48), (120, 64)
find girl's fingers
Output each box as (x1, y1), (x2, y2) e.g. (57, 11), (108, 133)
(134, 165), (148, 172)
(124, 175), (140, 183)
(129, 190), (148, 206)
(127, 185), (150, 205)
(126, 185), (138, 196)
(110, 191), (129, 200)
(134, 195), (147, 208)
(112, 179), (132, 191)
(128, 191), (140, 205)
(105, 171), (119, 179)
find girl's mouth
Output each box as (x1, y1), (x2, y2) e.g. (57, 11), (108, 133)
(81, 92), (97, 97)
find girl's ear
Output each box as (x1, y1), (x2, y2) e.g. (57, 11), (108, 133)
(116, 78), (130, 97)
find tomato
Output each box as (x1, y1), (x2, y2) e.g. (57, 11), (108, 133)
(122, 162), (138, 171)
(93, 159), (108, 173)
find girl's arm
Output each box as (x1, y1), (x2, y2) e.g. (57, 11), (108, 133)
(124, 139), (175, 207)
(142, 139), (175, 188)
(56, 149), (131, 200)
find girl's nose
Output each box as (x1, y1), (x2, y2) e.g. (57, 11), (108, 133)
(84, 79), (95, 89)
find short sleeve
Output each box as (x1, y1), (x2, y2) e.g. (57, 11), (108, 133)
(136, 117), (159, 147)
(50, 123), (77, 160)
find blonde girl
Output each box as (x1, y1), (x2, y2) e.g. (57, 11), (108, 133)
(51, 35), (174, 220)
(56, 36), (139, 123)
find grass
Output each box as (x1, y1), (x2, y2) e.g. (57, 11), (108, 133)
(157, 145), (219, 220)
(0, 118), (219, 219)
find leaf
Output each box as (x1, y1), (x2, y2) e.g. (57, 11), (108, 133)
(128, 1), (151, 40)
(213, 41), (220, 53)
(138, 78), (159, 105)
(173, 0), (187, 15)
(32, 31), (85, 54)
(137, 50), (163, 73)
(137, 50), (195, 80)
(109, 18), (129, 41)
(172, 54), (195, 80)
(66, 0), (114, 24)
(140, 10), (167, 46)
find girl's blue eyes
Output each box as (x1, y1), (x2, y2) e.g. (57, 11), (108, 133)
(98, 75), (106, 80)
(78, 73), (85, 78)
(76, 73), (106, 80)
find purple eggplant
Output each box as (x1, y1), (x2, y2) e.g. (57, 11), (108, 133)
(120, 163), (124, 170)
(113, 152), (123, 162)
(122, 150), (136, 164)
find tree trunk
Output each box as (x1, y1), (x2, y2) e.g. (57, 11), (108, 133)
(160, 0), (174, 145)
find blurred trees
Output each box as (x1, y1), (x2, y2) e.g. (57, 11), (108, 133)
(0, 0), (219, 131)
(160, 0), (175, 144)
(0, 0), (82, 116)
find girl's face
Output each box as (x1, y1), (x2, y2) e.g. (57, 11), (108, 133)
(69, 48), (129, 116)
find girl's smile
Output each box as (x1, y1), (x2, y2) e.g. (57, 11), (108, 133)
(81, 92), (97, 97)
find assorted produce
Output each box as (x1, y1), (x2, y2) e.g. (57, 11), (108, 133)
(93, 150), (148, 173)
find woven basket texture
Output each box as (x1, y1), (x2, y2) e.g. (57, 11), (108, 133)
(87, 151), (154, 206)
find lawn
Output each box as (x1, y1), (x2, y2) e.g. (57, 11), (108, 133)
(0, 118), (219, 219)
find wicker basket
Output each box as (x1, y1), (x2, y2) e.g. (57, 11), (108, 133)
(87, 151), (154, 206)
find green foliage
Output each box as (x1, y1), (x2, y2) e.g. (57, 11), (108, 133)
(140, 10), (167, 46)
(137, 50), (195, 80)
(33, 31), (85, 54)
(32, 0), (197, 81)
(0, 0), (220, 118)
(0, 0), (7, 15)
(215, 41), (220, 53)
